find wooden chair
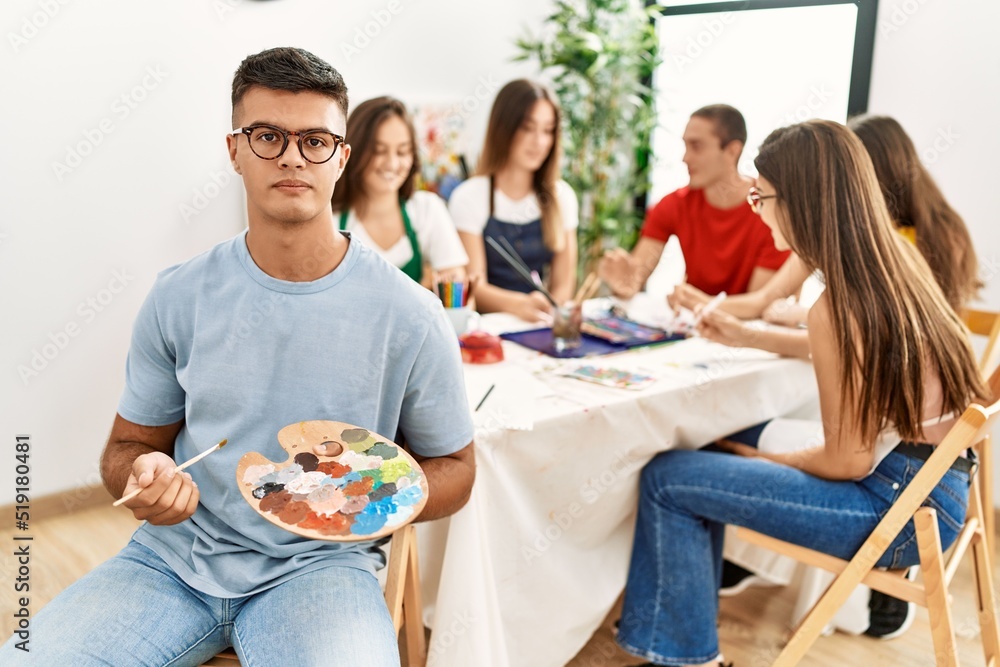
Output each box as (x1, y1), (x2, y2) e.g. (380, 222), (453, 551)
(963, 307), (1000, 558)
(209, 524), (426, 666)
(735, 365), (1000, 666)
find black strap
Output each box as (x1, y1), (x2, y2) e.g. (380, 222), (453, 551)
(894, 441), (976, 475)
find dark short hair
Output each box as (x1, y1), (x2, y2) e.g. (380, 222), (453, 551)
(231, 47), (348, 126)
(690, 104), (747, 150)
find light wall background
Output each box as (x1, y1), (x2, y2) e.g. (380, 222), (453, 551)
(2, 0), (998, 503)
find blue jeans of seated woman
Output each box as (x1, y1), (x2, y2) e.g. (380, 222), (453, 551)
(616, 449), (969, 666)
(0, 540), (399, 666)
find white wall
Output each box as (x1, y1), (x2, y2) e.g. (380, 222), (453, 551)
(1, 0), (548, 501)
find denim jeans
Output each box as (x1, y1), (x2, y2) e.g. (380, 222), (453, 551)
(616, 449), (969, 666)
(0, 540), (399, 666)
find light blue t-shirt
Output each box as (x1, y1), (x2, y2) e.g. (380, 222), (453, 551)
(118, 230), (474, 598)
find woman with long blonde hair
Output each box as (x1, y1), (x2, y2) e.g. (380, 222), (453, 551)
(449, 80), (579, 321)
(616, 120), (987, 667)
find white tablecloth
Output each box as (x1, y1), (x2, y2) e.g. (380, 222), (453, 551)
(418, 296), (819, 667)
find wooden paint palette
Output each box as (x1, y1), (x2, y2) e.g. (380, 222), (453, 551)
(236, 420), (428, 542)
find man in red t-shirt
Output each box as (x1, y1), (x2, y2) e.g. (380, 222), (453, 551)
(599, 104), (789, 298)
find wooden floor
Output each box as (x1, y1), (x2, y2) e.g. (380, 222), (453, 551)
(1, 504), (994, 666)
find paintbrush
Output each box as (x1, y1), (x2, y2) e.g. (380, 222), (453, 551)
(496, 236), (536, 281)
(573, 272), (600, 304)
(113, 438), (228, 507)
(485, 236), (558, 307)
(693, 291), (728, 326)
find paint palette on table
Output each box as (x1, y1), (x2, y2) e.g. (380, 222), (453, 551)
(557, 364), (657, 391)
(236, 421), (428, 542)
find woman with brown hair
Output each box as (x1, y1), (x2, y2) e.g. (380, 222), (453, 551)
(331, 96), (467, 287)
(449, 79), (579, 321)
(616, 120), (988, 667)
(849, 114), (982, 310)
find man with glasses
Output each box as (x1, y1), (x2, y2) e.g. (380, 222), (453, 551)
(598, 104), (789, 300)
(0, 47), (475, 666)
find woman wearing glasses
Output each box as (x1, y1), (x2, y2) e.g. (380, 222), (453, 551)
(449, 79), (579, 322)
(678, 115), (981, 360)
(616, 120), (987, 667)
(331, 96), (468, 288)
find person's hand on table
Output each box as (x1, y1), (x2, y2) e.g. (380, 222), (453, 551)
(762, 297), (809, 328)
(668, 282), (710, 312)
(513, 291), (554, 323)
(695, 308), (755, 348)
(597, 248), (640, 297)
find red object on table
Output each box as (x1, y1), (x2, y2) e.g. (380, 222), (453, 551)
(459, 331), (504, 364)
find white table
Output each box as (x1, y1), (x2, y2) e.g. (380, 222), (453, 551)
(418, 296), (819, 667)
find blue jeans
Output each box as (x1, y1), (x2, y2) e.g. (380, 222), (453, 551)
(617, 449), (969, 665)
(0, 540), (399, 666)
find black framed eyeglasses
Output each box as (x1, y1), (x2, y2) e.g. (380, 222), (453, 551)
(747, 186), (777, 214)
(231, 124), (345, 164)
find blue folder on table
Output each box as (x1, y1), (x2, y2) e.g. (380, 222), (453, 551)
(500, 316), (684, 358)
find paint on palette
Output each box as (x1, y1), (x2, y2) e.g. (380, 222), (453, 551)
(237, 421), (428, 542)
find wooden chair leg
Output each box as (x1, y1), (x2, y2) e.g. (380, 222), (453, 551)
(773, 558), (878, 665)
(915, 508), (959, 667)
(385, 526), (411, 633)
(402, 529), (427, 667)
(979, 435), (995, 561)
(967, 484), (1000, 665)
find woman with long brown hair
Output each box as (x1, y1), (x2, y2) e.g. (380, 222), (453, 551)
(450, 79), (578, 321)
(616, 120), (987, 667)
(849, 114), (981, 310)
(331, 96), (467, 288)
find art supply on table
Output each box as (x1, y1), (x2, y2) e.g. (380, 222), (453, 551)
(552, 301), (583, 352)
(436, 280), (469, 309)
(573, 272), (601, 304)
(558, 364), (657, 391)
(113, 438), (229, 507)
(485, 236), (558, 307)
(693, 291), (728, 326)
(475, 384), (495, 411)
(237, 421), (428, 542)
(581, 314), (675, 346)
(459, 330), (505, 364)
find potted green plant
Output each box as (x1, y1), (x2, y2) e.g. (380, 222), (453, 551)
(515, 0), (662, 272)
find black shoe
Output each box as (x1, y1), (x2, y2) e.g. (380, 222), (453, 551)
(719, 560), (773, 597)
(864, 567), (917, 640)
